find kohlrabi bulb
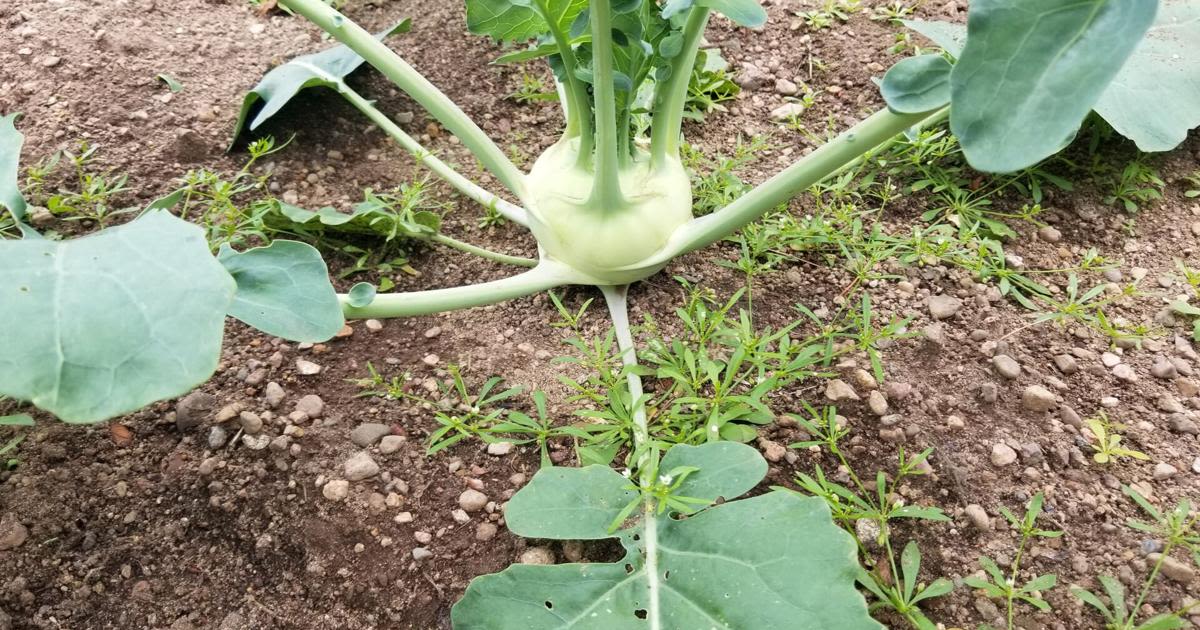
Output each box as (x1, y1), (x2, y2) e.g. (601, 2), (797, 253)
(524, 138), (693, 285)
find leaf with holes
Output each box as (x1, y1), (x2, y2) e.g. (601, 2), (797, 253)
(0, 211), (236, 423)
(217, 240), (344, 342)
(453, 442), (879, 629)
(230, 20), (411, 147)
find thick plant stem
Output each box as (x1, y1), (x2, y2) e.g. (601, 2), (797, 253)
(600, 285), (659, 628)
(339, 86), (529, 227)
(629, 107), (937, 271)
(429, 234), (537, 268)
(587, 0), (627, 210)
(533, 0), (592, 160)
(282, 0), (528, 203)
(650, 8), (711, 167)
(341, 260), (578, 319)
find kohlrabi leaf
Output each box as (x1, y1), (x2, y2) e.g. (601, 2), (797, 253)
(346, 282), (377, 308)
(908, 2), (1199, 156)
(925, 0), (1157, 173)
(454, 491), (878, 628)
(902, 19), (966, 56)
(658, 441), (765, 508)
(881, 54), (952, 114)
(466, 0), (589, 43)
(217, 240), (343, 342)
(266, 198), (440, 242)
(0, 211), (236, 423)
(230, 20), (411, 147)
(505, 465), (639, 539)
(1092, 0), (1200, 152)
(0, 113), (37, 239)
(662, 0), (767, 28)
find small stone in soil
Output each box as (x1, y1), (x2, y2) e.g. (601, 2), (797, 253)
(991, 443), (1018, 467)
(1151, 358), (1178, 379)
(520, 547), (555, 565)
(264, 382), (285, 408)
(1146, 553), (1195, 583)
(451, 509), (471, 524)
(238, 411), (263, 435)
(412, 547), (433, 561)
(867, 390), (889, 415)
(476, 522), (498, 541)
(1022, 385), (1057, 412)
(208, 425), (229, 449)
(459, 489), (488, 512)
(295, 359), (322, 375)
(294, 394), (325, 419)
(486, 442), (514, 456)
(992, 355), (1021, 379)
(1053, 354), (1078, 375)
(0, 514), (29, 551)
(350, 423), (391, 447)
(928, 295), (962, 320)
(344, 452), (380, 481)
(394, 512), (414, 524)
(1153, 462), (1178, 480)
(759, 439), (786, 462)
(322, 480), (350, 501)
(365, 319), (384, 332)
(241, 434), (270, 450)
(380, 435), (406, 454)
(964, 504), (991, 531)
(824, 379), (859, 402)
(1112, 364), (1137, 382)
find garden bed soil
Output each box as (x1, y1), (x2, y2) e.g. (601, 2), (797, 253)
(2, 0), (1200, 629)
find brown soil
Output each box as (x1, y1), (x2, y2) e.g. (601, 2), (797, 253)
(2, 1), (1200, 629)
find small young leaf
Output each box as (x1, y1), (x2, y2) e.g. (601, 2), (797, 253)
(346, 282), (376, 308)
(217, 240), (344, 342)
(0, 414), (34, 427)
(659, 441), (767, 511)
(156, 73), (184, 93)
(880, 54), (952, 114)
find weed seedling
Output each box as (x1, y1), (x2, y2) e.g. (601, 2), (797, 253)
(1071, 485), (1200, 629)
(965, 493), (1062, 629)
(1085, 412), (1149, 464)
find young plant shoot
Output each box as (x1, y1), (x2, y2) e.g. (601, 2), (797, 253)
(2, 0), (1198, 627)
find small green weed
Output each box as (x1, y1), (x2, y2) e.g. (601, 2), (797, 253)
(966, 493), (1062, 629)
(1085, 411), (1149, 464)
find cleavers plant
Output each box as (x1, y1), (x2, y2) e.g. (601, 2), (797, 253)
(2, 0), (1199, 627)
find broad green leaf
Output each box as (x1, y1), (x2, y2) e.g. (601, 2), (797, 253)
(907, 4), (1197, 162)
(0, 211), (236, 423)
(881, 55), (952, 114)
(658, 441), (765, 508)
(454, 491), (880, 629)
(467, 0), (589, 43)
(949, 0), (1156, 173)
(663, 0), (767, 27)
(1093, 0), (1200, 151)
(506, 465), (639, 539)
(230, 20), (411, 147)
(217, 240), (343, 342)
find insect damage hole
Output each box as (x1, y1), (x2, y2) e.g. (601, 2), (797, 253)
(634, 609), (648, 619)
(544, 601), (553, 610)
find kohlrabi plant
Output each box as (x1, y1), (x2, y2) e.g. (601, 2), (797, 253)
(2, 0), (1199, 627)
